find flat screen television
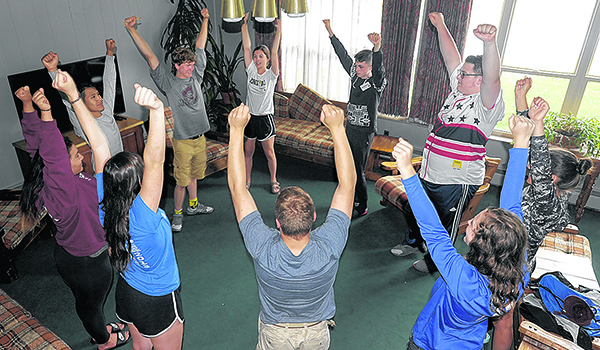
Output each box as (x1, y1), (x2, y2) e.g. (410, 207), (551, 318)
(7, 55), (126, 134)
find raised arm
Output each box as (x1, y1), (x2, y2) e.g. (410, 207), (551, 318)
(429, 12), (461, 76)
(136, 85), (165, 213)
(271, 19), (281, 76)
(196, 8), (210, 49)
(322, 105), (356, 217)
(241, 13), (253, 68)
(228, 104), (258, 222)
(514, 77), (532, 115)
(474, 24), (502, 109)
(52, 70), (111, 172)
(102, 39), (117, 115)
(528, 96), (549, 137)
(124, 16), (159, 70)
(323, 19), (334, 37)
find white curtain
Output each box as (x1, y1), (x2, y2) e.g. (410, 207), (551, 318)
(280, 0), (383, 102)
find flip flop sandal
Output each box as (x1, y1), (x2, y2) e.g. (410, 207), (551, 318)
(90, 322), (126, 344)
(103, 328), (131, 350)
(271, 181), (281, 194)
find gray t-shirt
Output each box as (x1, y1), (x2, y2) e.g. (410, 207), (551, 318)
(48, 55), (124, 158)
(150, 48), (210, 140)
(240, 208), (350, 324)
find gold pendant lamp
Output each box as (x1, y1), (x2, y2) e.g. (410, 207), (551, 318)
(282, 0), (308, 18)
(221, 0), (245, 22)
(252, 0), (278, 22)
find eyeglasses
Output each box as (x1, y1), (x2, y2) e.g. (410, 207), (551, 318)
(459, 70), (482, 77)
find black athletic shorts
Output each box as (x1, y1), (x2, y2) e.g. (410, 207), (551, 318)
(115, 275), (184, 337)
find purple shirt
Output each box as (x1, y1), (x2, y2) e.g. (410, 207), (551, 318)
(21, 111), (106, 257)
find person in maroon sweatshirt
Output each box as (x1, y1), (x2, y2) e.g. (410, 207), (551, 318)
(15, 86), (130, 350)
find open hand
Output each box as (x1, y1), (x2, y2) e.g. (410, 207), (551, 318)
(228, 104), (251, 130)
(133, 83), (162, 110)
(473, 24), (497, 42)
(14, 86), (32, 102)
(32, 88), (51, 111)
(320, 104), (344, 130)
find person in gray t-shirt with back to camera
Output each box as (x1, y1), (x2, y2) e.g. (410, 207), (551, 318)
(124, 9), (214, 233)
(228, 102), (355, 350)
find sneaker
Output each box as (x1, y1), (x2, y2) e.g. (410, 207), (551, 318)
(186, 203), (214, 215)
(171, 214), (183, 232)
(352, 207), (368, 219)
(413, 259), (431, 274)
(390, 242), (426, 257)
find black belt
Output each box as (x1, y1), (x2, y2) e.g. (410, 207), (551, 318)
(188, 134), (203, 140)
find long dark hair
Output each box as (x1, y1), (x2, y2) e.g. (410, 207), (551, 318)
(550, 148), (593, 192)
(19, 136), (74, 230)
(101, 151), (144, 273)
(465, 208), (528, 315)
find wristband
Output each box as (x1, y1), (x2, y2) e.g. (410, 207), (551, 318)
(70, 96), (81, 104)
(40, 108), (51, 112)
(516, 108), (529, 118)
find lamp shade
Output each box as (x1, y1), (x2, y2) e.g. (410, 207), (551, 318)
(221, 0), (245, 22)
(252, 0), (277, 22)
(282, 0), (307, 17)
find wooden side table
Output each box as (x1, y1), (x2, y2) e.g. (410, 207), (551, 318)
(365, 135), (399, 181)
(574, 157), (600, 224)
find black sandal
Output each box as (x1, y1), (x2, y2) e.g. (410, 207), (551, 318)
(90, 322), (126, 344)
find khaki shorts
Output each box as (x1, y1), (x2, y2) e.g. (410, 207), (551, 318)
(173, 136), (207, 187)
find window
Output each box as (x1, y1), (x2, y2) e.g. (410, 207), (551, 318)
(464, 0), (600, 130)
(280, 0), (383, 102)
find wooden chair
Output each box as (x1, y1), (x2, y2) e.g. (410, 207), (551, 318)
(374, 156), (501, 238)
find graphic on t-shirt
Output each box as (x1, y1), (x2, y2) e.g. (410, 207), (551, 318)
(249, 77), (267, 93)
(347, 103), (370, 127)
(179, 85), (198, 107)
(130, 240), (150, 269)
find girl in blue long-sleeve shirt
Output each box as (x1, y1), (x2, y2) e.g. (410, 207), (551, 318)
(394, 114), (536, 350)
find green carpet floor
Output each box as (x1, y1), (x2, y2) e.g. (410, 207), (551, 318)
(2, 153), (600, 349)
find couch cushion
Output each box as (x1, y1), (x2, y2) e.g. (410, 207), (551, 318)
(274, 117), (323, 149)
(294, 126), (335, 158)
(0, 289), (71, 349)
(206, 138), (228, 162)
(374, 175), (408, 211)
(273, 92), (289, 119)
(1, 200), (47, 251)
(288, 84), (331, 123)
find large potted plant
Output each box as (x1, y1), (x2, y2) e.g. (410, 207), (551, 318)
(203, 29), (244, 132)
(544, 111), (600, 158)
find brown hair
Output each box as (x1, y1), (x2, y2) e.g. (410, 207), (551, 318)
(465, 208), (527, 315)
(253, 45), (271, 68)
(275, 186), (315, 237)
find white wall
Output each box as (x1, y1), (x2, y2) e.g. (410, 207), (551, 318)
(0, 0), (253, 190)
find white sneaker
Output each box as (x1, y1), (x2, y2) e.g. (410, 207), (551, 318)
(186, 203), (214, 215)
(390, 242), (426, 257)
(171, 214), (183, 232)
(413, 259), (431, 274)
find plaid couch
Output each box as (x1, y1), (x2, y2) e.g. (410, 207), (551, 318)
(1, 191), (49, 283)
(273, 84), (344, 167)
(0, 288), (71, 349)
(164, 107), (229, 179)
